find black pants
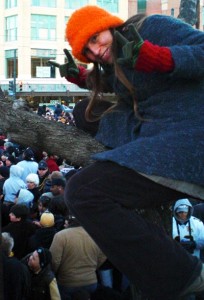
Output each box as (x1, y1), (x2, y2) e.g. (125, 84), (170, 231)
(65, 161), (202, 299)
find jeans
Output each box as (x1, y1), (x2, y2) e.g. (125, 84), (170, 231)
(65, 161), (202, 300)
(58, 283), (97, 300)
(98, 269), (113, 288)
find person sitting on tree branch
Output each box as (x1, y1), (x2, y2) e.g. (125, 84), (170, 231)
(49, 5), (204, 299)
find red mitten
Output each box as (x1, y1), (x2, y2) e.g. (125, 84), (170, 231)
(135, 40), (174, 73)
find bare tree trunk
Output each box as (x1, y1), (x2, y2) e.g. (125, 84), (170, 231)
(178, 0), (199, 26)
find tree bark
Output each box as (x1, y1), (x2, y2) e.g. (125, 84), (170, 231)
(0, 98), (106, 167)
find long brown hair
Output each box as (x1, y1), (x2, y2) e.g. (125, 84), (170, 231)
(85, 13), (147, 122)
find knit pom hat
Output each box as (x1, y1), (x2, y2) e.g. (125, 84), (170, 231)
(40, 212), (55, 227)
(66, 5), (124, 63)
(36, 247), (52, 268)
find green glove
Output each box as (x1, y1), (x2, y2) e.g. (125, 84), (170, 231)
(114, 24), (144, 67)
(48, 49), (79, 78)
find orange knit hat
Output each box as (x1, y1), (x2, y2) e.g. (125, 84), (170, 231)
(66, 5), (124, 63)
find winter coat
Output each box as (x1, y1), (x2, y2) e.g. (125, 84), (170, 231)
(46, 158), (60, 173)
(2, 220), (37, 259)
(50, 226), (106, 287)
(3, 254), (31, 300)
(3, 165), (27, 202)
(172, 198), (204, 258)
(92, 15), (204, 195)
(22, 254), (60, 300)
(29, 226), (57, 251)
(17, 160), (38, 183)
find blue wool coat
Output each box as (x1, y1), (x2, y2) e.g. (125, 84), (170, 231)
(93, 15), (204, 187)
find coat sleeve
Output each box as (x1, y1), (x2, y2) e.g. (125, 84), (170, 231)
(194, 219), (204, 249)
(142, 15), (204, 79)
(49, 278), (61, 300)
(49, 234), (64, 274)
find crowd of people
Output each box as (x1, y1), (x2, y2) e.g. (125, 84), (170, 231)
(1, 132), (204, 300)
(1, 2), (204, 300)
(37, 103), (75, 126)
(0, 134), (132, 300)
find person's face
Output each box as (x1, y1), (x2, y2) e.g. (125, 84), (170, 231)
(83, 30), (113, 64)
(28, 251), (40, 272)
(38, 202), (46, 213)
(1, 155), (7, 162)
(38, 168), (48, 178)
(5, 158), (12, 166)
(26, 180), (36, 190)
(177, 211), (188, 221)
(50, 184), (61, 196)
(9, 212), (21, 222)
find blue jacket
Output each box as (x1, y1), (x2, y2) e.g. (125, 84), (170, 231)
(93, 15), (204, 187)
(3, 165), (27, 202)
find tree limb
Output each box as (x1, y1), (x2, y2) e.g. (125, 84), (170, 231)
(0, 99), (106, 166)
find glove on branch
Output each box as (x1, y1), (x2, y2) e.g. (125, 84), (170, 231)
(115, 24), (174, 73)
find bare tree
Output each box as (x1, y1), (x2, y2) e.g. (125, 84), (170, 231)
(178, 0), (200, 28)
(0, 97), (106, 167)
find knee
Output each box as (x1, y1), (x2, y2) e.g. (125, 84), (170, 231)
(64, 170), (85, 211)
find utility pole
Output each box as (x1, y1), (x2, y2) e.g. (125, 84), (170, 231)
(195, 0), (200, 29)
(13, 49), (17, 99)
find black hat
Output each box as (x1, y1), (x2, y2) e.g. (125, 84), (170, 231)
(24, 147), (34, 161)
(36, 247), (52, 268)
(51, 177), (66, 188)
(10, 204), (29, 219)
(0, 166), (10, 178)
(38, 160), (48, 170)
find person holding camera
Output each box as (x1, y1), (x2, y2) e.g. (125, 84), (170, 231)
(173, 199), (204, 259)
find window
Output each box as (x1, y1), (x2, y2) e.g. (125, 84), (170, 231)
(31, 0), (56, 7)
(203, 6), (204, 31)
(5, 15), (18, 41)
(5, 49), (18, 78)
(97, 0), (119, 13)
(64, 16), (69, 41)
(31, 49), (56, 78)
(137, 0), (147, 13)
(65, 0), (88, 9)
(5, 0), (17, 9)
(31, 15), (56, 40)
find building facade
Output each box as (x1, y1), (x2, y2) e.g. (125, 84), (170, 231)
(0, 0), (203, 106)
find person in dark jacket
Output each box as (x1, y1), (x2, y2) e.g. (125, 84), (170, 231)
(2, 204), (37, 259)
(37, 160), (51, 194)
(2, 232), (31, 300)
(49, 5), (204, 300)
(29, 212), (57, 250)
(0, 166), (9, 199)
(49, 178), (68, 231)
(21, 247), (61, 300)
(54, 104), (63, 121)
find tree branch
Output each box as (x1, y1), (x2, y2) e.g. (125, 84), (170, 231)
(0, 99), (106, 166)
